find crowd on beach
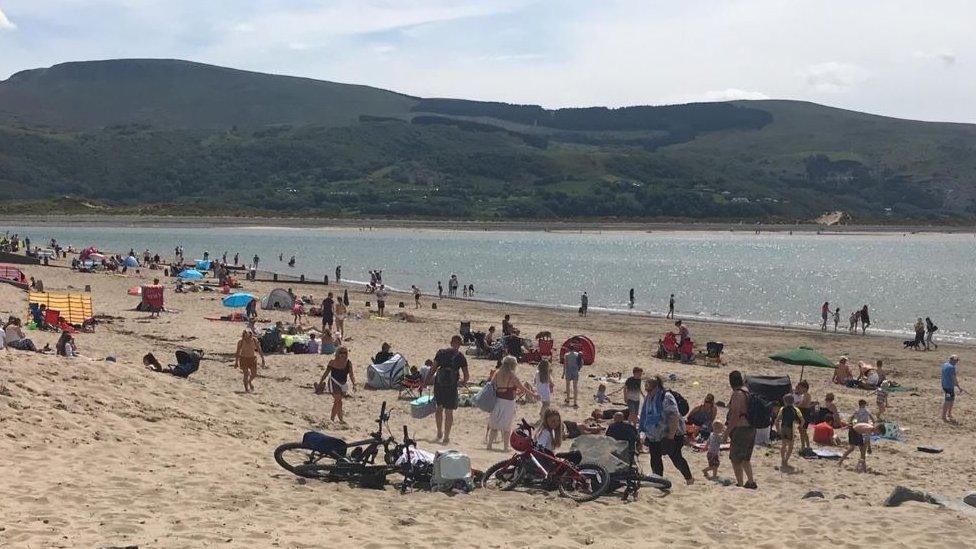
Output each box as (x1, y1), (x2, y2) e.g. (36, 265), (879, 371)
(1, 234), (967, 496)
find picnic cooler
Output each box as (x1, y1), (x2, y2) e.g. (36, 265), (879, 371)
(432, 450), (472, 490)
(410, 395), (436, 419)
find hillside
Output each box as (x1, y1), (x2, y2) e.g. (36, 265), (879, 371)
(1, 59), (975, 222)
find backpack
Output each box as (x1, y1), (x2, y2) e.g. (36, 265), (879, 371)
(471, 381), (497, 413)
(667, 390), (690, 417)
(745, 391), (773, 429)
(431, 450), (472, 491)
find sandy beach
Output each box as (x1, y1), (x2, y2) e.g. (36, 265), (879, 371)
(1, 259), (974, 548)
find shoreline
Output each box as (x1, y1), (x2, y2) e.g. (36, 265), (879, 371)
(4, 214), (976, 234)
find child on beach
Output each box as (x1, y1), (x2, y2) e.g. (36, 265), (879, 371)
(839, 420), (886, 472)
(291, 301), (305, 326)
(535, 360), (554, 416)
(624, 367), (644, 423)
(594, 383), (610, 404)
(833, 307), (841, 332)
(875, 384), (889, 419)
(702, 420), (724, 479)
(775, 394), (802, 471)
(852, 399), (875, 453)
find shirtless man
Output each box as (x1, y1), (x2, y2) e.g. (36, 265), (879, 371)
(234, 330), (265, 393)
(832, 356), (854, 386)
(839, 420), (886, 472)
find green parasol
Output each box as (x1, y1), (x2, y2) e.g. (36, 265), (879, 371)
(769, 346), (835, 381)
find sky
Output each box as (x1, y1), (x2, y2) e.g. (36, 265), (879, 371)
(0, 0), (973, 122)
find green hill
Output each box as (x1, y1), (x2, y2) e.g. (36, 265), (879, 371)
(1, 59), (974, 222)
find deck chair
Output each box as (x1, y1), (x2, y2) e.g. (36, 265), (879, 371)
(537, 336), (554, 360)
(43, 308), (63, 332)
(398, 374), (424, 400)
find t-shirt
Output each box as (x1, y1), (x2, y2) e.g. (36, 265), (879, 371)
(433, 348), (467, 388)
(706, 431), (722, 455)
(376, 289), (388, 301)
(624, 376), (642, 402)
(307, 339), (320, 354)
(639, 391), (683, 442)
(605, 421), (640, 450)
(536, 428), (556, 451)
(941, 361), (957, 390)
(853, 408), (872, 424)
(4, 325), (25, 345)
(322, 297), (334, 317)
(564, 351), (583, 374)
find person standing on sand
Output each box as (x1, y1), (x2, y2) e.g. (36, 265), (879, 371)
(580, 292), (588, 317)
(833, 307), (841, 332)
(925, 317), (938, 350)
(427, 335), (470, 444)
(563, 343), (583, 408)
(234, 330), (265, 393)
(317, 346), (356, 423)
(849, 309), (860, 334)
(335, 265), (341, 283)
(334, 299), (347, 336)
(233, 252), (239, 265)
(667, 294), (675, 319)
(487, 356), (522, 451)
(639, 375), (694, 485)
(322, 292), (335, 330)
(253, 254), (260, 269)
(941, 355), (962, 422)
(723, 370), (757, 489)
(438, 281), (443, 299)
(413, 285), (422, 308)
(629, 288), (635, 309)
(375, 285), (388, 316)
(821, 301), (830, 331)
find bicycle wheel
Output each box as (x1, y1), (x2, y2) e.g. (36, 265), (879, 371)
(637, 473), (672, 491)
(274, 442), (341, 479)
(559, 463), (610, 502)
(480, 459), (525, 491)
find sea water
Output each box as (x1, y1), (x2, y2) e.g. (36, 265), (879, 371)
(4, 225), (974, 342)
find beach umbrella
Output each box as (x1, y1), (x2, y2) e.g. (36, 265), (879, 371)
(222, 293), (255, 308)
(179, 269), (204, 280)
(124, 256), (139, 267)
(769, 346), (834, 381)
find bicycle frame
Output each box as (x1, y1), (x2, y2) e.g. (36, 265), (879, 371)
(510, 445), (587, 484)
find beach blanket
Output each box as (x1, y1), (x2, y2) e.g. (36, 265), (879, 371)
(28, 291), (94, 326)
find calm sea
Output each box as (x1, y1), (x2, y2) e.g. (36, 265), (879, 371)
(3, 225), (974, 342)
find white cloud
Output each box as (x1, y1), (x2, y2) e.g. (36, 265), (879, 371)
(799, 62), (869, 93)
(913, 50), (956, 66)
(701, 89), (770, 101)
(0, 6), (16, 30)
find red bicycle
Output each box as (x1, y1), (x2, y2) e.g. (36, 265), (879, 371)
(480, 419), (610, 502)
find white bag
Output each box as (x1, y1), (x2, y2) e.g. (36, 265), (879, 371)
(432, 450), (472, 491)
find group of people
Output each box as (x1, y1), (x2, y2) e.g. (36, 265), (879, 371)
(439, 275), (474, 299)
(819, 302), (872, 334)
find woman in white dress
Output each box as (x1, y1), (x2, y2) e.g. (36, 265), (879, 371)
(487, 355), (522, 451)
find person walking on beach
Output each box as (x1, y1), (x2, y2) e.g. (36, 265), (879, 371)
(233, 252), (239, 265)
(487, 356), (522, 451)
(579, 292), (588, 317)
(563, 343), (583, 408)
(438, 281), (443, 299)
(724, 370), (757, 489)
(335, 265), (341, 283)
(317, 346), (356, 423)
(428, 335), (470, 444)
(638, 375), (693, 485)
(629, 288), (635, 309)
(849, 309), (860, 334)
(322, 292), (335, 330)
(252, 254), (260, 269)
(412, 285), (422, 308)
(821, 301), (830, 331)
(375, 285), (388, 316)
(667, 294), (675, 319)
(234, 330), (265, 393)
(860, 305), (871, 334)
(925, 317), (938, 350)
(941, 355), (962, 422)
(334, 298), (347, 337)
(913, 318), (926, 350)
(833, 307), (841, 332)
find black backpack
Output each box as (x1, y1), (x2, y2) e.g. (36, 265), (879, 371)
(667, 390), (690, 417)
(745, 391), (773, 428)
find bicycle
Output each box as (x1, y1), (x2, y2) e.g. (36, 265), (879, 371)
(480, 419), (610, 502)
(274, 401), (430, 491)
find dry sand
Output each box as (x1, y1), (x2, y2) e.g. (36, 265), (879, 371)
(1, 260), (974, 548)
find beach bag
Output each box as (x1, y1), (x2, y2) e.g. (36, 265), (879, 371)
(432, 450), (472, 491)
(471, 381), (497, 412)
(667, 390), (690, 416)
(411, 395), (437, 419)
(746, 392), (773, 429)
(291, 342), (308, 354)
(813, 422), (834, 445)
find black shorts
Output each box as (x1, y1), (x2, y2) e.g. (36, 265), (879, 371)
(377, 300), (386, 309)
(848, 427), (864, 447)
(434, 384), (459, 410)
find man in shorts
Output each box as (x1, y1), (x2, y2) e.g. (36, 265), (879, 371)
(941, 355), (963, 422)
(429, 335), (469, 444)
(723, 370), (757, 489)
(563, 343), (583, 408)
(375, 285), (388, 317)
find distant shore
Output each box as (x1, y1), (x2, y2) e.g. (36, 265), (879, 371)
(4, 214), (976, 234)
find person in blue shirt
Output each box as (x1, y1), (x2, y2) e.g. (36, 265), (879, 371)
(941, 355), (963, 422)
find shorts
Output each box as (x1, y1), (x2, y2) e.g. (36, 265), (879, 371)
(434, 384), (459, 410)
(707, 452), (720, 468)
(626, 400), (640, 417)
(944, 387), (955, 402)
(728, 426), (756, 463)
(565, 367), (580, 382)
(377, 300), (386, 309)
(322, 315), (333, 326)
(847, 427), (864, 447)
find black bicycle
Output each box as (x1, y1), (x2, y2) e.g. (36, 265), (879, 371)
(274, 402), (430, 491)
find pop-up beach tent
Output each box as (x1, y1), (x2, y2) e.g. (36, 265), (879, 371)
(261, 288), (294, 310)
(366, 354), (407, 390)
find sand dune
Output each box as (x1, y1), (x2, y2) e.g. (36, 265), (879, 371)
(1, 262), (974, 548)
